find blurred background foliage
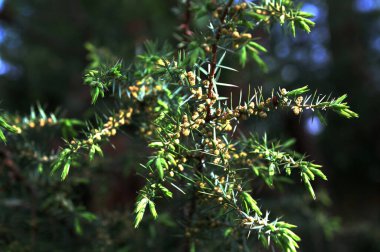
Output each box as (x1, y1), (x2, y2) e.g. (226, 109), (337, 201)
(0, 0), (379, 251)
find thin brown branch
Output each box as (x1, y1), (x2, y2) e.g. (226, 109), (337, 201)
(207, 0), (234, 119)
(180, 0), (193, 38)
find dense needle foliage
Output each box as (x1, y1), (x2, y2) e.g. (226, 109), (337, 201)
(0, 0), (358, 251)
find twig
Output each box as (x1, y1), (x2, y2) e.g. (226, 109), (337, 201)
(207, 0), (234, 119)
(180, 0), (193, 38)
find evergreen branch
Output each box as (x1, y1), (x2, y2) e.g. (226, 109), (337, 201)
(52, 108), (133, 180)
(278, 86), (359, 119)
(235, 133), (327, 199)
(84, 62), (125, 104)
(3, 105), (83, 137)
(242, 213), (301, 252)
(0, 1), (359, 251)
(245, 0), (315, 36)
(133, 182), (173, 228)
(0, 115), (18, 143)
(198, 172), (300, 251)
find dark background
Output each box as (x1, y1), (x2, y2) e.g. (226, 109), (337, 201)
(0, 0), (379, 251)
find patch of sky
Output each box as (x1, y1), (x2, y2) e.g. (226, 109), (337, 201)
(305, 116), (323, 135)
(370, 36), (380, 52)
(355, 0), (380, 12)
(301, 3), (320, 21)
(0, 0), (4, 11)
(311, 44), (330, 65)
(281, 64), (299, 82)
(293, 48), (309, 63)
(310, 26), (330, 43)
(0, 58), (11, 75)
(275, 40), (291, 58)
(0, 27), (5, 43)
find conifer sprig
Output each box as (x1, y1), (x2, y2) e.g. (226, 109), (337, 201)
(0, 115), (17, 143)
(45, 1), (358, 251)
